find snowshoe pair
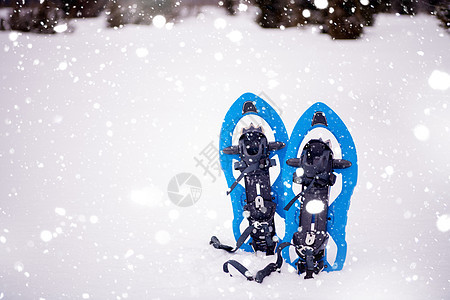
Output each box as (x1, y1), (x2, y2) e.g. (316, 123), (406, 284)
(209, 93), (358, 283)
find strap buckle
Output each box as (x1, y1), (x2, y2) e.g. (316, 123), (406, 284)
(253, 221), (268, 229)
(296, 245), (314, 256)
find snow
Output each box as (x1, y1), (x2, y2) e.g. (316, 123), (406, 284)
(302, 9), (312, 19)
(152, 15), (167, 29)
(214, 18), (227, 29)
(436, 214), (450, 233)
(315, 0), (329, 10)
(39, 230), (53, 242)
(0, 7), (450, 300)
(155, 230), (171, 245)
(413, 123), (430, 141)
(227, 30), (243, 42)
(428, 70), (450, 91)
(360, 0), (370, 6)
(305, 199), (325, 214)
(54, 23), (69, 34)
(135, 47), (149, 58)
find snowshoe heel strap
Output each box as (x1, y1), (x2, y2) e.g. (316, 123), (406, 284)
(284, 176), (318, 211)
(209, 236), (234, 252)
(223, 260), (254, 281)
(254, 242), (292, 283)
(284, 191), (303, 211)
(221, 242), (291, 284)
(210, 225), (255, 253)
(222, 260), (278, 283)
(226, 162), (259, 195)
(255, 263), (278, 283)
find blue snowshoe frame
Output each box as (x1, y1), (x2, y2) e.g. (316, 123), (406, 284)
(281, 102), (358, 272)
(219, 93), (289, 252)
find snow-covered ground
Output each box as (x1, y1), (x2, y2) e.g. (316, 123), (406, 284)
(1, 8), (450, 299)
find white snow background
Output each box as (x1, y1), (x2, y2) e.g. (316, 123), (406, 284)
(1, 7), (450, 300)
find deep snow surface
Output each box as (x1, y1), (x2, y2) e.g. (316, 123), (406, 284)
(1, 8), (450, 300)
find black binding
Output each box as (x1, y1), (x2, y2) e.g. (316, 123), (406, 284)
(284, 138), (351, 279)
(210, 120), (285, 256)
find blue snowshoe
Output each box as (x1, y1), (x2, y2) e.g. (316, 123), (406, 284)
(280, 102), (358, 279)
(210, 93), (288, 256)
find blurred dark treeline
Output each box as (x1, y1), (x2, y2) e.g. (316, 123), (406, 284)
(249, 0), (449, 38)
(0, 0), (448, 38)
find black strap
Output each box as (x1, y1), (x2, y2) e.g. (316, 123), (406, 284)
(209, 236), (234, 252)
(285, 169), (335, 211)
(227, 162), (260, 195)
(304, 248), (315, 279)
(284, 178), (316, 211)
(283, 191), (303, 212)
(223, 260), (254, 281)
(255, 263), (278, 283)
(222, 242), (292, 283)
(255, 242), (291, 283)
(210, 225), (255, 253)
